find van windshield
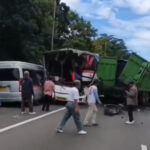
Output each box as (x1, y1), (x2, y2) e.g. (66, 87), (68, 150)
(0, 68), (20, 81)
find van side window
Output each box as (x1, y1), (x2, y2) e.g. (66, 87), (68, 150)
(23, 69), (44, 86)
(0, 68), (19, 81)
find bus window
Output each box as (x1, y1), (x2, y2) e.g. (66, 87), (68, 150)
(0, 68), (19, 81)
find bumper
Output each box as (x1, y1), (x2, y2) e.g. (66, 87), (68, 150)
(0, 92), (22, 102)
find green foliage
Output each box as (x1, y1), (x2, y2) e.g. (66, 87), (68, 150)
(0, 0), (97, 63)
(54, 4), (97, 51)
(60, 11), (97, 51)
(93, 34), (130, 59)
(0, 1), (129, 62)
(0, 0), (48, 62)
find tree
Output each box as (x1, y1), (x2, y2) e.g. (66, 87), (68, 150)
(0, 0), (49, 62)
(58, 10), (97, 51)
(93, 34), (130, 59)
(0, 0), (98, 63)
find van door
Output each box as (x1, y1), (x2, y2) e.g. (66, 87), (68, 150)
(0, 68), (20, 92)
(23, 69), (44, 100)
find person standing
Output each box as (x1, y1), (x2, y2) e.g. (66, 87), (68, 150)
(83, 79), (101, 126)
(42, 77), (55, 112)
(57, 80), (87, 135)
(21, 71), (36, 114)
(125, 82), (138, 124)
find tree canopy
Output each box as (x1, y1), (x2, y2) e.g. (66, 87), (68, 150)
(93, 34), (130, 59)
(0, 0), (97, 63)
(0, 0), (130, 63)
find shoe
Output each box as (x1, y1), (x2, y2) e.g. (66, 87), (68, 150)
(21, 111), (25, 114)
(78, 130), (87, 135)
(125, 120), (135, 124)
(56, 128), (64, 133)
(92, 123), (99, 126)
(29, 112), (36, 115)
(83, 124), (91, 127)
(130, 120), (135, 124)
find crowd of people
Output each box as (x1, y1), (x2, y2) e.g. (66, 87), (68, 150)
(21, 70), (138, 135)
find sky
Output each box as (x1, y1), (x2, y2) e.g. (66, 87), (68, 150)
(61, 0), (150, 61)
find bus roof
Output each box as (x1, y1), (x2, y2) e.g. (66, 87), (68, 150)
(45, 48), (99, 57)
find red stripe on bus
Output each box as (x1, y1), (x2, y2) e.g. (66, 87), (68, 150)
(33, 86), (42, 90)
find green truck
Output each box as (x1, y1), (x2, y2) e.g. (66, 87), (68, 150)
(98, 53), (150, 105)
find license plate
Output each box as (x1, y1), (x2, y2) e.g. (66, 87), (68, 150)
(0, 87), (9, 92)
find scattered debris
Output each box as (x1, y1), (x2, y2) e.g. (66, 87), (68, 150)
(104, 104), (123, 116)
(12, 115), (19, 118)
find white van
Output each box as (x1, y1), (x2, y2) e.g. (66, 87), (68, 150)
(0, 61), (44, 102)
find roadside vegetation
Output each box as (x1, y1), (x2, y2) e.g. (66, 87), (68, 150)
(0, 0), (130, 63)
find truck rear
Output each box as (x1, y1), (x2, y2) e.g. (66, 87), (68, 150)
(97, 57), (127, 104)
(119, 53), (150, 105)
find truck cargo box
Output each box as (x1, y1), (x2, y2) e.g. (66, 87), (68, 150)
(98, 58), (117, 88)
(98, 58), (126, 88)
(119, 53), (150, 92)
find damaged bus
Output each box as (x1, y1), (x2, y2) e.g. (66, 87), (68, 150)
(44, 48), (99, 102)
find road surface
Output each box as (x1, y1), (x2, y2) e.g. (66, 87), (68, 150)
(0, 104), (149, 150)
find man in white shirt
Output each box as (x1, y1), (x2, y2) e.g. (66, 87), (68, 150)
(83, 79), (101, 126)
(57, 80), (87, 135)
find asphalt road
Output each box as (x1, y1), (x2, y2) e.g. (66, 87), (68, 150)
(0, 103), (62, 128)
(0, 104), (149, 150)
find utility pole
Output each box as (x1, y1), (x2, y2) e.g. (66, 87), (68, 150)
(51, 0), (56, 51)
(104, 41), (107, 57)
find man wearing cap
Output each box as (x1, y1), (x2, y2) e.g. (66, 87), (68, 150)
(21, 71), (36, 115)
(57, 80), (87, 135)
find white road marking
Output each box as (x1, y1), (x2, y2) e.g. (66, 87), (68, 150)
(141, 144), (148, 150)
(0, 107), (65, 133)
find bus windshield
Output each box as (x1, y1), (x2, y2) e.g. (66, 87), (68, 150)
(45, 49), (99, 83)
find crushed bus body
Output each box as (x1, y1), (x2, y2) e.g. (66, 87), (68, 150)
(44, 48), (99, 102)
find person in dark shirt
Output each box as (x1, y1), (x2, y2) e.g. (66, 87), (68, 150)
(21, 71), (36, 114)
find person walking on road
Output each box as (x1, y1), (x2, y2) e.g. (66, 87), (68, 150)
(42, 77), (55, 112)
(21, 71), (36, 115)
(83, 79), (101, 126)
(125, 82), (138, 124)
(57, 80), (87, 135)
